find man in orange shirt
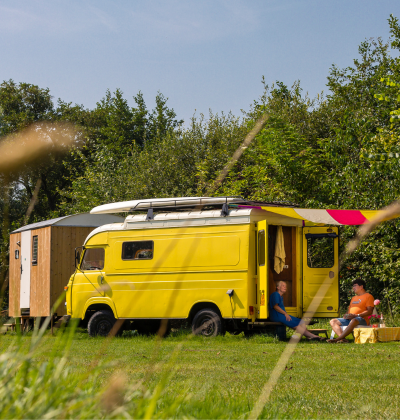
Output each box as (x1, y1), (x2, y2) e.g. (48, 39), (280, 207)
(328, 279), (374, 343)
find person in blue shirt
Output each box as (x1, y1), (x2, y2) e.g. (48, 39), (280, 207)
(269, 281), (324, 341)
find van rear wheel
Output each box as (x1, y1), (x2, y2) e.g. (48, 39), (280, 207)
(192, 308), (223, 337)
(88, 310), (122, 337)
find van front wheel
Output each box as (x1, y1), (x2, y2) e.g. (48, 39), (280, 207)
(192, 308), (223, 337)
(88, 310), (120, 337)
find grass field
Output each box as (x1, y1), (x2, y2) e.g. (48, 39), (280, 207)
(1, 323), (400, 419)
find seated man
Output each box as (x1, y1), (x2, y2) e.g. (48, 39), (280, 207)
(328, 279), (374, 343)
(269, 281), (324, 341)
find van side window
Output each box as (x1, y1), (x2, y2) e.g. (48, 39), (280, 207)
(122, 241), (154, 260)
(81, 248), (105, 270)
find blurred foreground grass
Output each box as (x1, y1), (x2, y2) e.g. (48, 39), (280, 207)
(0, 323), (400, 419)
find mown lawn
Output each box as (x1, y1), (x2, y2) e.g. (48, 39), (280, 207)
(0, 325), (400, 419)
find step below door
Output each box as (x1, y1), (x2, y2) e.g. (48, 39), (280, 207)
(302, 227), (339, 317)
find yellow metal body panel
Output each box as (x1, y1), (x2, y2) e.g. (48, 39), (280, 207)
(82, 297), (118, 318)
(247, 224), (257, 321)
(69, 224), (251, 320)
(85, 232), (108, 246)
(302, 226), (339, 317)
(257, 221), (268, 319)
(70, 270), (107, 317)
(66, 218), (341, 322)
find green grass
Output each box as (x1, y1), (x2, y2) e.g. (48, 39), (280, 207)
(0, 324), (400, 419)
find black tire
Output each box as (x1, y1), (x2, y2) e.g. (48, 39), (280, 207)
(192, 308), (224, 337)
(87, 310), (122, 337)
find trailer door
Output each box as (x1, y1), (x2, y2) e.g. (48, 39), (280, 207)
(20, 230), (31, 309)
(302, 227), (339, 317)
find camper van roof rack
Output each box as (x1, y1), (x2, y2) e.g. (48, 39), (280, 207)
(230, 200), (298, 208)
(142, 198), (298, 220)
(90, 196), (298, 216)
(91, 196), (244, 215)
(133, 197), (244, 219)
(128, 198), (298, 213)
(130, 196), (244, 212)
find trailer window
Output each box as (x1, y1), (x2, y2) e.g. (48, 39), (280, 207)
(307, 236), (334, 268)
(81, 248), (105, 270)
(32, 236), (38, 265)
(122, 241), (154, 260)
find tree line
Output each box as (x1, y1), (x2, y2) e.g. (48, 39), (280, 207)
(1, 15), (400, 314)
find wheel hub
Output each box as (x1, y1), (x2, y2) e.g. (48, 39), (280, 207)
(199, 317), (215, 336)
(98, 319), (112, 336)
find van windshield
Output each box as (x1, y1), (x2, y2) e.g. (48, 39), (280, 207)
(81, 248), (105, 270)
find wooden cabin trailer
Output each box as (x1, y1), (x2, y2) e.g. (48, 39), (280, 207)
(9, 214), (124, 318)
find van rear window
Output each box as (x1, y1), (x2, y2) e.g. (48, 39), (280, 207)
(122, 241), (154, 260)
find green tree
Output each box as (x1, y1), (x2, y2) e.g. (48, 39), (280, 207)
(59, 111), (247, 212)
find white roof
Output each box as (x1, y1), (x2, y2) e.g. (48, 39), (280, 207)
(84, 208), (262, 244)
(90, 196), (243, 214)
(83, 207), (309, 244)
(11, 213), (124, 233)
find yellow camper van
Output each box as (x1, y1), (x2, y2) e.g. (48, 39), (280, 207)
(65, 197), (340, 337)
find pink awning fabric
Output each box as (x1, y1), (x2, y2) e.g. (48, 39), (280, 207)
(238, 205), (398, 226)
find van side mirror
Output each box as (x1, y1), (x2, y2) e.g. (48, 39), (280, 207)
(75, 246), (83, 268)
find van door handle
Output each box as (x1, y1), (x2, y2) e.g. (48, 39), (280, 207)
(100, 276), (104, 284)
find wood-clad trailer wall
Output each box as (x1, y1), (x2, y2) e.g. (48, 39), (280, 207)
(9, 233), (21, 317)
(50, 226), (94, 316)
(30, 227), (52, 317)
(9, 226), (96, 317)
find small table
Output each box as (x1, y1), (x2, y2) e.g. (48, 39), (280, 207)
(354, 327), (400, 344)
(309, 329), (329, 338)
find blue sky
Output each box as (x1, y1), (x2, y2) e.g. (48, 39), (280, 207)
(0, 0), (399, 123)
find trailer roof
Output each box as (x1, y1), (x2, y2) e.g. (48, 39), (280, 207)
(11, 213), (124, 233)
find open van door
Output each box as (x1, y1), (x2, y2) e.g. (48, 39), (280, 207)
(257, 221), (268, 319)
(302, 227), (339, 317)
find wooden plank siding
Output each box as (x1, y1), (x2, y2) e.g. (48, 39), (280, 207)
(30, 227), (51, 316)
(8, 233), (21, 317)
(50, 226), (93, 316)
